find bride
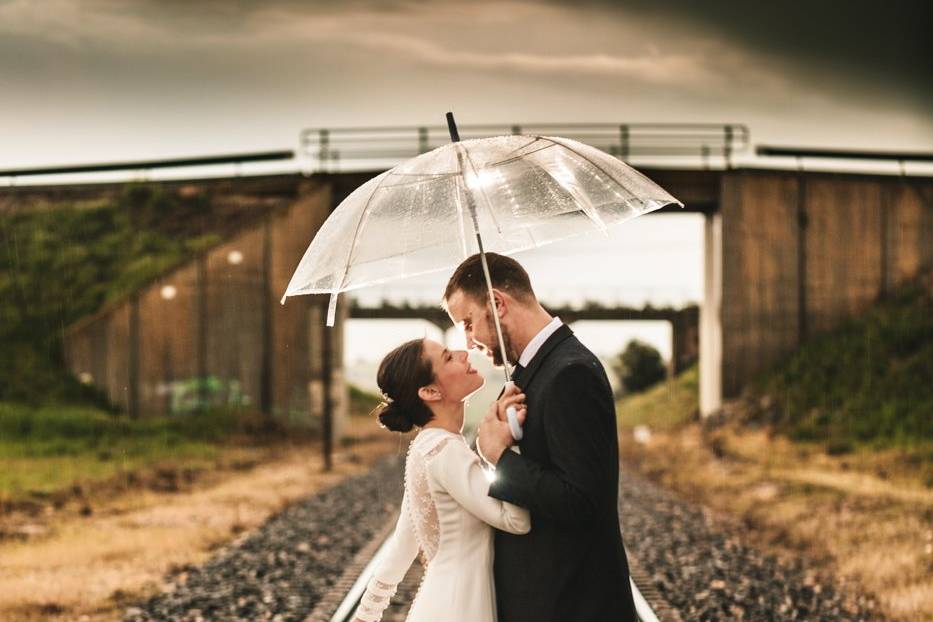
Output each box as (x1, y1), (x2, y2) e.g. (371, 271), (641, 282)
(352, 338), (530, 622)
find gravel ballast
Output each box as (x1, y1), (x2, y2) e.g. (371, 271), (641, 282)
(618, 469), (882, 621)
(123, 456), (403, 622)
(124, 452), (881, 621)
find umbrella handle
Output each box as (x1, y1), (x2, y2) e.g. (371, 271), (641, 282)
(504, 381), (524, 441)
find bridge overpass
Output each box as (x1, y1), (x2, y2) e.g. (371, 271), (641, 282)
(4, 124), (929, 463)
(347, 301), (699, 376)
(349, 302), (683, 330)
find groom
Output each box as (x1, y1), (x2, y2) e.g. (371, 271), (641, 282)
(444, 253), (638, 622)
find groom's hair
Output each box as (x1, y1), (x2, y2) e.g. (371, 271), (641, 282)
(443, 253), (536, 306)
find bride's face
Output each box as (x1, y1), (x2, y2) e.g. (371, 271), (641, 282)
(421, 339), (484, 403)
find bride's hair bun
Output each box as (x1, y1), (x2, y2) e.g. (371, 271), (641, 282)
(376, 339), (436, 433)
(377, 401), (415, 433)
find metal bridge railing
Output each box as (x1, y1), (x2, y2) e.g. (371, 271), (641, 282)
(0, 150), (295, 181)
(299, 123), (749, 172)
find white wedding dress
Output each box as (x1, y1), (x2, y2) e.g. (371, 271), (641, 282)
(353, 427), (531, 622)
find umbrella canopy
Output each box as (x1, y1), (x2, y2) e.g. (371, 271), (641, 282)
(281, 133), (683, 325)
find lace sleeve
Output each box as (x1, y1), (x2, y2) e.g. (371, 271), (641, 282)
(353, 492), (420, 622)
(428, 438), (531, 535)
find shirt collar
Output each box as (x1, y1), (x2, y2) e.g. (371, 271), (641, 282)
(517, 316), (563, 368)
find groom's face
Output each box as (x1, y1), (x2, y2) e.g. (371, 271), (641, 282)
(445, 289), (514, 367)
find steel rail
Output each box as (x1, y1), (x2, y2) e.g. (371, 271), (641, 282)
(319, 525), (667, 622)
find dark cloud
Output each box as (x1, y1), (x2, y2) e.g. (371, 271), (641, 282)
(130, 0), (932, 108)
(1, 0), (930, 168)
(573, 0), (933, 107)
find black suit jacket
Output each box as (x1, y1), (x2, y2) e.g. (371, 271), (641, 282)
(488, 324), (638, 622)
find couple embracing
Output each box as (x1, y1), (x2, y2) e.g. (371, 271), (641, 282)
(352, 253), (638, 622)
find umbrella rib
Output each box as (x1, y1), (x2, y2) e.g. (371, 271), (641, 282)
(487, 141), (558, 167)
(460, 144), (505, 235)
(509, 139), (609, 234)
(379, 175), (459, 190)
(541, 135), (667, 212)
(292, 226), (617, 297)
(342, 234), (470, 268)
(382, 171), (459, 179)
(541, 135), (625, 187)
(454, 175), (471, 258)
(387, 171), (457, 177)
(485, 136), (543, 164)
(490, 149), (576, 244)
(327, 171), (392, 323)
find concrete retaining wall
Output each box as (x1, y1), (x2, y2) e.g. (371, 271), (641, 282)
(719, 170), (933, 398)
(63, 175), (346, 428)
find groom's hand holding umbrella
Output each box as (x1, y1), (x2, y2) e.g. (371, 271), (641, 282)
(477, 385), (526, 467)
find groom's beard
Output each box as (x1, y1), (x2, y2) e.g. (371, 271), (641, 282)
(485, 310), (519, 367)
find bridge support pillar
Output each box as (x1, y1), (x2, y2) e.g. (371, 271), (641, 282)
(670, 307), (699, 376)
(309, 298), (348, 471)
(700, 213), (723, 417)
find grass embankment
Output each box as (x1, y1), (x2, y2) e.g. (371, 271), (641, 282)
(616, 365), (698, 432)
(616, 282), (933, 622)
(1, 183), (314, 511)
(753, 282), (932, 448)
(0, 403), (261, 504)
(0, 387), (398, 622)
(1, 384), (389, 512)
(0, 184), (275, 404)
(0, 187), (399, 620)
(0, 430), (395, 622)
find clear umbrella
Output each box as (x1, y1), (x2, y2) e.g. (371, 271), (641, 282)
(281, 114), (682, 435)
(282, 116), (681, 321)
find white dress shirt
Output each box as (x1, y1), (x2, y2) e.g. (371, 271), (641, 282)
(516, 316), (563, 368)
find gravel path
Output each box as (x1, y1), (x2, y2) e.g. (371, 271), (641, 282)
(618, 469), (883, 621)
(124, 452), (882, 622)
(124, 456), (404, 622)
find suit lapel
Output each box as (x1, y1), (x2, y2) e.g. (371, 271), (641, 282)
(515, 324), (574, 392)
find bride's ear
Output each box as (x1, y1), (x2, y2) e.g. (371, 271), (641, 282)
(417, 385), (442, 403)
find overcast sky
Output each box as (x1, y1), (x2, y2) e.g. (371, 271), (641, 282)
(1, 0), (931, 169)
(4, 0), (930, 367)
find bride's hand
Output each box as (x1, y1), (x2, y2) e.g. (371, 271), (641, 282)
(478, 401), (526, 466)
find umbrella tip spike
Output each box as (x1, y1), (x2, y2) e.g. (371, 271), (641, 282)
(446, 112), (460, 142)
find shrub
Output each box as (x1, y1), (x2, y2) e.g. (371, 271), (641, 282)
(613, 340), (667, 395)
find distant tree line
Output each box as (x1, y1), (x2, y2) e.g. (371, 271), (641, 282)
(613, 339), (667, 395)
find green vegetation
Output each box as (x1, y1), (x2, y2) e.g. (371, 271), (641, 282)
(756, 282), (933, 446)
(0, 185), (227, 404)
(612, 339), (668, 395)
(615, 365), (698, 431)
(0, 401), (253, 498)
(616, 282), (932, 448)
(348, 383), (383, 416)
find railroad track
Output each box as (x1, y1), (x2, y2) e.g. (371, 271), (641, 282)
(306, 513), (677, 622)
(126, 454), (878, 621)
